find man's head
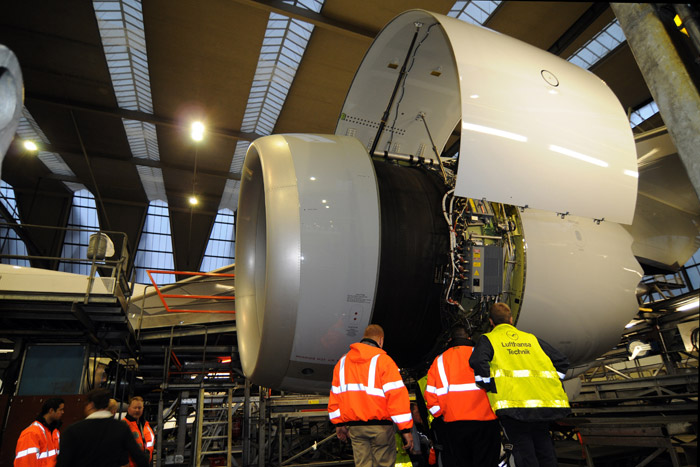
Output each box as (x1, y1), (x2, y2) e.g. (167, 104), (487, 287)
(127, 396), (144, 420)
(108, 398), (119, 416)
(450, 325), (469, 340)
(489, 303), (513, 327)
(40, 398), (65, 424)
(363, 324), (385, 348)
(85, 388), (111, 416)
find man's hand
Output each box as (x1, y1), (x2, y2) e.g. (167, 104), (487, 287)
(335, 425), (349, 442)
(402, 432), (414, 453)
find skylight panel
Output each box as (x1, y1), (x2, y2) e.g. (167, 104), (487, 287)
(566, 20), (657, 128)
(93, 0), (167, 202)
(219, 141), (247, 210)
(219, 180), (241, 213)
(15, 108), (84, 192)
(231, 1), (324, 173)
(0, 181), (30, 267)
(295, 0), (323, 11)
(228, 141), (250, 176)
(567, 20), (626, 70)
(134, 200), (176, 285)
(200, 208), (236, 272)
(448, 1), (501, 26)
(136, 166), (168, 201)
(59, 189), (101, 275)
(630, 101), (659, 129)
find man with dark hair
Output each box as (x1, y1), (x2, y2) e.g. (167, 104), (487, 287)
(470, 303), (571, 467)
(15, 398), (64, 466)
(328, 324), (414, 467)
(56, 389), (148, 467)
(426, 326), (500, 466)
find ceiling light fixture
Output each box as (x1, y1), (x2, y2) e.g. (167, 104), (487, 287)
(191, 121), (205, 141)
(23, 140), (38, 151)
(189, 196), (198, 206)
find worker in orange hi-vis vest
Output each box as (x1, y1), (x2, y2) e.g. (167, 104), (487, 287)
(328, 324), (414, 467)
(15, 398), (65, 467)
(123, 396), (155, 467)
(426, 326), (500, 466)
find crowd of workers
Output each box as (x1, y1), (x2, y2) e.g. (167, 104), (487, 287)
(13, 301), (569, 467)
(329, 302), (572, 467)
(14, 390), (154, 467)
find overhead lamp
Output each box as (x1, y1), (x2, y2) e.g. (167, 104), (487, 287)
(23, 140), (38, 151)
(677, 299), (699, 312)
(191, 121), (205, 141)
(188, 196), (199, 206)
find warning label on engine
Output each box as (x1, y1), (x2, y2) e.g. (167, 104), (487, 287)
(347, 293), (371, 303)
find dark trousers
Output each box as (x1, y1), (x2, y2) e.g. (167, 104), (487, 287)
(431, 417), (456, 467)
(443, 419), (501, 467)
(500, 418), (558, 467)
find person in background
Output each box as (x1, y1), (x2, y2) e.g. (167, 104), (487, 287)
(470, 303), (571, 467)
(426, 325), (500, 466)
(124, 396), (155, 467)
(108, 399), (119, 416)
(14, 398), (64, 467)
(407, 402), (433, 466)
(328, 324), (414, 467)
(55, 388), (147, 467)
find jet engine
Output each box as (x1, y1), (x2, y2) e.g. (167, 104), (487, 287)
(0, 44), (24, 175)
(235, 10), (644, 392)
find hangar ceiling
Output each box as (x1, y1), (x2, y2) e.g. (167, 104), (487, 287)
(0, 1), (668, 281)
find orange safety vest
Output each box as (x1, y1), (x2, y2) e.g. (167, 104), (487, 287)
(124, 417), (154, 466)
(14, 420), (60, 467)
(425, 344), (496, 422)
(328, 342), (413, 431)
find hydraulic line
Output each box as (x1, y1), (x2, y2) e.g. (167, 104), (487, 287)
(418, 112), (448, 183)
(369, 22), (423, 156)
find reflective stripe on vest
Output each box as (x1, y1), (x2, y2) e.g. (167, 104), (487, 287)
(145, 423), (155, 448)
(391, 412), (412, 424)
(331, 354), (405, 398)
(37, 449), (57, 459)
(493, 399), (570, 410)
(429, 354), (481, 396)
(494, 369), (565, 380)
(15, 447), (40, 459)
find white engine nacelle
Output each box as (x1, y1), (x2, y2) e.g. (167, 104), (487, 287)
(235, 10), (642, 392)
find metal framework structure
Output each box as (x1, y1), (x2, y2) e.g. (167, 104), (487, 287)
(146, 270), (236, 314)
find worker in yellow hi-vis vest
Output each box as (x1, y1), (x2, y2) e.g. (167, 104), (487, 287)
(470, 303), (571, 467)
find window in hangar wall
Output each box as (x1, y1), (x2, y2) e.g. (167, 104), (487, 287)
(200, 208), (236, 272)
(0, 180), (30, 267)
(58, 188), (101, 275)
(134, 199), (176, 286)
(643, 249), (700, 303)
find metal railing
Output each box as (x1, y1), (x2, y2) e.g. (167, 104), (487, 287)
(0, 222), (132, 303)
(145, 269), (235, 314)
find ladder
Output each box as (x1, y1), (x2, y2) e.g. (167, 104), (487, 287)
(195, 388), (233, 467)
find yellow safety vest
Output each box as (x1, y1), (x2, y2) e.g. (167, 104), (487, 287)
(485, 324), (569, 412)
